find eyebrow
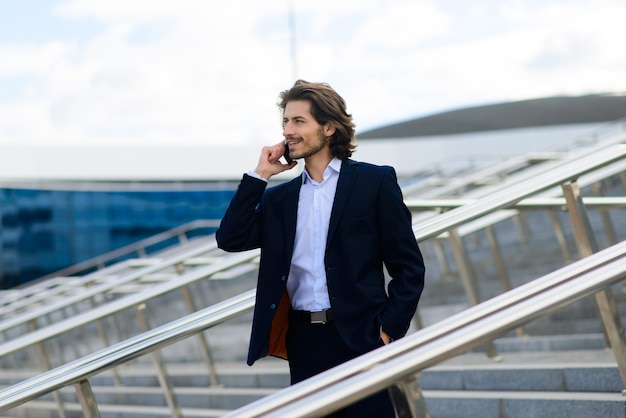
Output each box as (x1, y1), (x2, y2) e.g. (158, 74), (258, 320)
(283, 115), (308, 122)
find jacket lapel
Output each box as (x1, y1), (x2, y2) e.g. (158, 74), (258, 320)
(283, 175), (302, 260)
(327, 159), (357, 244)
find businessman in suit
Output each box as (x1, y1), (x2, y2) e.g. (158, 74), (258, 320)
(216, 80), (425, 417)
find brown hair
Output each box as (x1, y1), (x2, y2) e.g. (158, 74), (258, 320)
(279, 80), (356, 159)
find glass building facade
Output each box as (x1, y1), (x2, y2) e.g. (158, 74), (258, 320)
(0, 183), (236, 289)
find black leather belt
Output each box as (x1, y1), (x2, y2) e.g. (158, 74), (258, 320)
(290, 309), (334, 324)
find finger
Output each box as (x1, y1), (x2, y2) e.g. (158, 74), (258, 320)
(280, 160), (298, 171)
(268, 143), (287, 163)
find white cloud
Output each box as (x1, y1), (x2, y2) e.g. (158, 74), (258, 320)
(0, 0), (625, 150)
(0, 41), (70, 76)
(341, 0), (626, 128)
(353, 1), (449, 49)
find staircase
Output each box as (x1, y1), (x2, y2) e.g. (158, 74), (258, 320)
(421, 350), (625, 418)
(0, 127), (625, 417)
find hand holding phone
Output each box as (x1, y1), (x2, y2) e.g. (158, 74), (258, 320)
(254, 141), (295, 180)
(283, 141), (293, 164)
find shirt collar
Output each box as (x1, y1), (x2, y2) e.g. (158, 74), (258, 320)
(301, 157), (342, 185)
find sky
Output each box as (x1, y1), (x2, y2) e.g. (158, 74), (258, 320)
(1, 0), (625, 148)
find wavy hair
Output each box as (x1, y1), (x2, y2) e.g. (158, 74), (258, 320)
(279, 80), (356, 159)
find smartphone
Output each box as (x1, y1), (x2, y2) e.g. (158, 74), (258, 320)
(283, 141), (293, 164)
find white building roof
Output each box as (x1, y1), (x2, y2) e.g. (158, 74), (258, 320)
(0, 122), (608, 184)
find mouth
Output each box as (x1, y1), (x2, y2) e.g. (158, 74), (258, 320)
(285, 139), (302, 147)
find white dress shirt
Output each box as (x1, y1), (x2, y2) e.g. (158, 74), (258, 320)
(287, 158), (342, 310)
(247, 158), (341, 311)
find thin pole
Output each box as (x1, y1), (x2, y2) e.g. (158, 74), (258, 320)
(288, 0), (298, 80)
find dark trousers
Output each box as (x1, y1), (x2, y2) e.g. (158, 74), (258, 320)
(286, 313), (395, 418)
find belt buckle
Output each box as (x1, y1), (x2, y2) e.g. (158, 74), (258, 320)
(310, 310), (327, 324)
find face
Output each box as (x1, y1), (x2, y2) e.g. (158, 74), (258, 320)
(283, 100), (334, 161)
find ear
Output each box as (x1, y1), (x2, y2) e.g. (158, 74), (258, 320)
(324, 123), (336, 138)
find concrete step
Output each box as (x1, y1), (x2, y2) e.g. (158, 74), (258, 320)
(420, 348), (626, 417)
(4, 347), (623, 417)
(422, 349), (622, 393)
(77, 385), (279, 412)
(491, 333), (609, 352)
(423, 390), (626, 418)
(2, 399), (231, 418)
(0, 358), (289, 418)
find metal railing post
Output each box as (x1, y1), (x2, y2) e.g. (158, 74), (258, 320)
(546, 211), (573, 262)
(485, 225), (526, 337)
(412, 308), (424, 331)
(447, 229), (480, 306)
(177, 232), (189, 244)
(88, 297), (122, 385)
(40, 311), (68, 366)
(485, 225), (511, 292)
(431, 239), (454, 281)
(388, 373), (430, 418)
(448, 229), (500, 360)
(28, 320), (67, 418)
(591, 182), (617, 245)
(180, 286), (220, 386)
(562, 180), (626, 391)
(511, 212), (531, 246)
(75, 379), (101, 418)
(135, 304), (181, 418)
(562, 181), (599, 256)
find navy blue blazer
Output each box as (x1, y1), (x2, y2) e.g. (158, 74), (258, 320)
(216, 159), (425, 366)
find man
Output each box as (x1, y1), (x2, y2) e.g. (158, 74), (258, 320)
(216, 80), (425, 417)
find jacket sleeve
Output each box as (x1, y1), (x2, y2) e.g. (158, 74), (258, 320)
(378, 167), (425, 340)
(216, 174), (267, 252)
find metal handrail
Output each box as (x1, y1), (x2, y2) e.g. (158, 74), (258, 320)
(404, 157), (626, 242)
(225, 240), (626, 417)
(34, 219), (221, 281)
(1, 139), (621, 332)
(0, 134), (622, 415)
(401, 116), (626, 197)
(406, 196), (626, 211)
(404, 151), (626, 212)
(0, 142), (623, 362)
(0, 289), (257, 410)
(0, 219), (219, 331)
(0, 235), (224, 335)
(290, 263), (626, 416)
(1, 238), (624, 414)
(413, 143), (626, 240)
(0, 249), (259, 358)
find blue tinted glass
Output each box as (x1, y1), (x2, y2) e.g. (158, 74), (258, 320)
(0, 185), (236, 288)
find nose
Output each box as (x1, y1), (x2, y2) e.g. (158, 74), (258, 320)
(283, 121), (295, 138)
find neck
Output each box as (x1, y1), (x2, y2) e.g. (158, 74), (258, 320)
(304, 149), (333, 182)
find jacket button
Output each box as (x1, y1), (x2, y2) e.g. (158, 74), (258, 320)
(281, 276), (287, 282)
(270, 304), (276, 309)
